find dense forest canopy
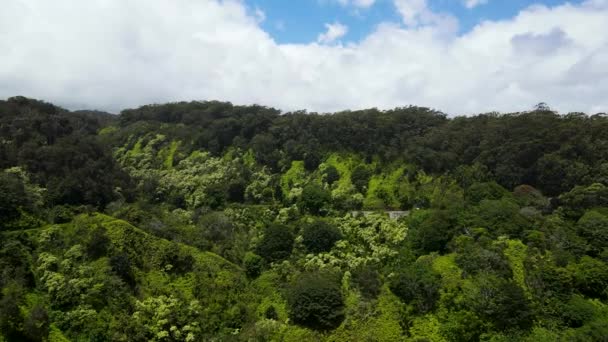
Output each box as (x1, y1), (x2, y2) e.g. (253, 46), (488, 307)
(1, 96), (608, 341)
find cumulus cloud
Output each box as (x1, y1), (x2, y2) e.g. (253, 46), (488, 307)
(393, 0), (458, 32)
(317, 22), (349, 44)
(0, 0), (607, 115)
(511, 28), (572, 55)
(464, 0), (488, 9)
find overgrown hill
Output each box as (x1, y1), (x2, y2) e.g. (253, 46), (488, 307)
(1, 97), (608, 341)
(2, 213), (249, 341)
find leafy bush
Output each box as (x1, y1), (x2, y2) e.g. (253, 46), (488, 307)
(350, 264), (382, 299)
(298, 184), (331, 215)
(86, 225), (111, 260)
(576, 210), (608, 257)
(390, 260), (441, 313)
(287, 272), (344, 331)
(23, 305), (50, 342)
(322, 165), (340, 186)
(301, 220), (342, 254)
(466, 181), (508, 205)
(351, 165), (372, 194)
(465, 274), (533, 331)
(243, 252), (265, 279)
(256, 224), (294, 263)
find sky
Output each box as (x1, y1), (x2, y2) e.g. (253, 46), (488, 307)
(1, 0), (607, 115)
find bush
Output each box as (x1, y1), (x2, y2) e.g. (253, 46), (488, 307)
(23, 305), (49, 342)
(110, 253), (136, 289)
(466, 274), (533, 331)
(288, 272), (344, 330)
(351, 165), (372, 194)
(390, 260), (442, 313)
(243, 252), (265, 279)
(48, 205), (74, 224)
(0, 171), (28, 224)
(298, 184), (331, 215)
(160, 246), (195, 275)
(264, 306), (278, 320)
(562, 295), (596, 328)
(569, 256), (608, 299)
(86, 225), (111, 260)
(576, 211), (608, 257)
(465, 181), (508, 205)
(351, 264), (382, 299)
(322, 165), (340, 186)
(256, 224), (294, 263)
(301, 220), (342, 254)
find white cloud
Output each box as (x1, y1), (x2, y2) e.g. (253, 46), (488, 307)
(393, 0), (459, 32)
(464, 0), (488, 9)
(0, 0), (607, 115)
(335, 0), (376, 9)
(254, 7), (266, 24)
(317, 22), (349, 44)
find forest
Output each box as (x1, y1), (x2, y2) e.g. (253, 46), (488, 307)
(1, 96), (608, 341)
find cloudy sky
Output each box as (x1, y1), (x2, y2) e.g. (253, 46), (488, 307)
(1, 0), (607, 115)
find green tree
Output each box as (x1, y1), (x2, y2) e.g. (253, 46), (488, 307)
(390, 260), (442, 313)
(465, 274), (533, 331)
(298, 184), (331, 215)
(288, 272), (344, 331)
(256, 223), (294, 263)
(465, 181), (508, 205)
(23, 305), (50, 342)
(407, 209), (455, 255)
(569, 256), (608, 299)
(301, 220), (342, 254)
(322, 165), (340, 186)
(243, 252), (265, 279)
(86, 225), (111, 260)
(576, 211), (608, 257)
(351, 165), (372, 194)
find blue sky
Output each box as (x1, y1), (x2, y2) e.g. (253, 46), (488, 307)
(253, 0), (584, 44)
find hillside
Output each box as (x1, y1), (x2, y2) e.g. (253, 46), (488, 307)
(1, 96), (608, 341)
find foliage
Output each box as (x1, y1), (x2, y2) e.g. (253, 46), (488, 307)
(287, 272), (345, 331)
(2, 97), (608, 341)
(256, 223), (295, 263)
(301, 220), (342, 254)
(390, 259), (442, 313)
(298, 184), (332, 215)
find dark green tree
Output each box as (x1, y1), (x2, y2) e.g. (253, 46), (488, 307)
(390, 260), (442, 313)
(322, 165), (340, 186)
(298, 184), (331, 215)
(256, 223), (294, 263)
(301, 220), (342, 254)
(288, 272), (344, 330)
(351, 165), (372, 194)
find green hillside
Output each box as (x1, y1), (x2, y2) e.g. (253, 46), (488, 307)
(1, 97), (608, 341)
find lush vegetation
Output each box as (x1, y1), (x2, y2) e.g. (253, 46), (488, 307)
(1, 96), (608, 341)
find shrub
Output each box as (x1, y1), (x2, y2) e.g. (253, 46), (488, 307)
(86, 225), (111, 260)
(23, 305), (50, 341)
(465, 182), (508, 205)
(256, 224), (294, 263)
(288, 272), (344, 330)
(390, 260), (442, 313)
(298, 184), (331, 215)
(322, 165), (340, 186)
(351, 165), (372, 194)
(301, 220), (342, 254)
(243, 252), (265, 279)
(351, 264), (382, 299)
(465, 274), (533, 331)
